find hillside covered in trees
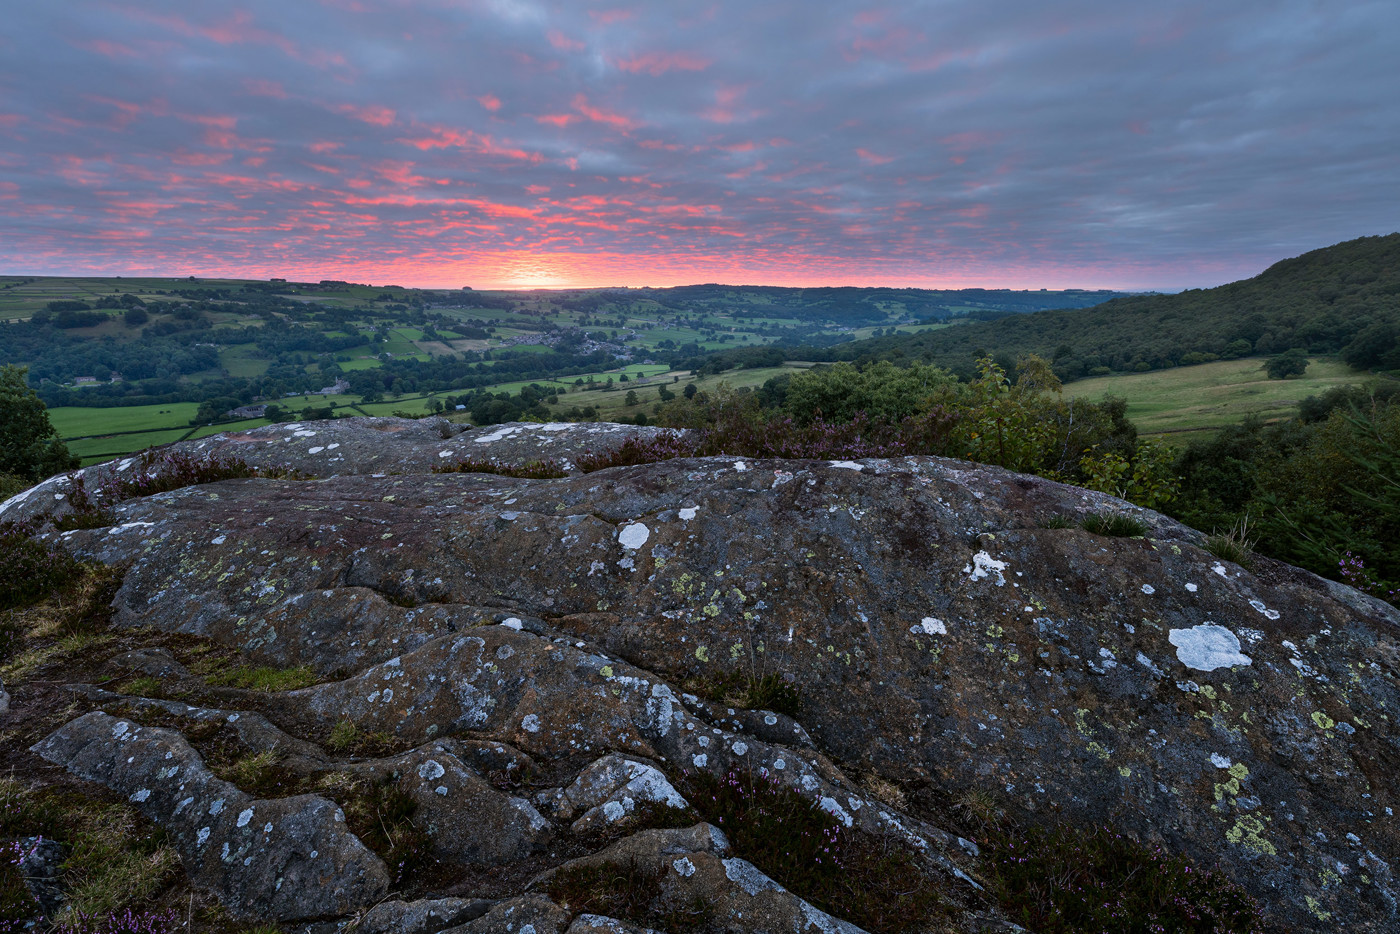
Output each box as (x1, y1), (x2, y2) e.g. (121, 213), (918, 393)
(692, 233), (1400, 380)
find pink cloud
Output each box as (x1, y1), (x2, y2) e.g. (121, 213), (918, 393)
(478, 94), (501, 112)
(588, 9), (635, 25)
(613, 51), (711, 75)
(336, 103), (397, 126)
(857, 148), (895, 165)
(547, 30), (584, 52)
(572, 94), (639, 131)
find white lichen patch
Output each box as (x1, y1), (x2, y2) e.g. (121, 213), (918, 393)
(1168, 624), (1252, 672)
(1186, 583), (1198, 592)
(964, 551), (1009, 586)
(828, 460), (864, 471)
(913, 617), (947, 635)
(1248, 599), (1281, 620)
(1211, 753), (1233, 769)
(678, 507), (698, 521)
(618, 523), (650, 550)
(1141, 584), (1155, 595)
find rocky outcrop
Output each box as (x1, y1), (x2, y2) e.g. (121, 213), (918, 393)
(32, 711), (388, 921)
(7, 417), (1399, 932)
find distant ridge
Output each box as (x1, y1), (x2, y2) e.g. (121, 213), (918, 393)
(789, 233), (1400, 379)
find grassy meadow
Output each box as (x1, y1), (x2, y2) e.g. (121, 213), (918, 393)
(1064, 356), (1366, 438)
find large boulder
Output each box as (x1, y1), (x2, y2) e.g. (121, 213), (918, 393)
(6, 418), (1399, 931)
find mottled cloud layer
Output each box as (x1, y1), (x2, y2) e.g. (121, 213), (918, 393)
(1, 1), (1396, 288)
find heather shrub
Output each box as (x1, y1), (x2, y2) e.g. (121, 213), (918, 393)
(432, 457), (568, 479)
(981, 821), (1267, 934)
(0, 521), (84, 611)
(680, 768), (942, 933)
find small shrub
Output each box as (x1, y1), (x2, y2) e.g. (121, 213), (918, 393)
(53, 451), (299, 532)
(0, 618), (20, 665)
(981, 821), (1268, 934)
(681, 769), (942, 933)
(0, 839), (41, 925)
(1205, 517), (1256, 570)
(0, 522), (84, 612)
(340, 779), (433, 886)
(206, 665), (319, 692)
(1080, 512), (1148, 538)
(1339, 551), (1398, 602)
(46, 908), (181, 934)
(432, 457), (568, 479)
(546, 859), (712, 933)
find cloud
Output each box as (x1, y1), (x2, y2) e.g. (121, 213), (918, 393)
(1, 0), (1397, 289)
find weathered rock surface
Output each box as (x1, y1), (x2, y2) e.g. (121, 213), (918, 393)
(340, 742), (553, 864)
(543, 754), (690, 835)
(6, 417), (1400, 931)
(355, 896), (495, 934)
(31, 711), (389, 921)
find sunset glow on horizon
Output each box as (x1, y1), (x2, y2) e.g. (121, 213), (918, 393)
(3, 1), (1397, 291)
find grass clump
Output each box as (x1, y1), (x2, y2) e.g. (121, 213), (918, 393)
(687, 670), (802, 718)
(681, 769), (942, 933)
(1079, 512), (1148, 538)
(980, 820), (1268, 934)
(1037, 514), (1078, 529)
(432, 457), (568, 479)
(205, 665), (319, 692)
(1205, 517), (1256, 570)
(546, 859), (713, 933)
(322, 719), (401, 758)
(61, 804), (179, 919)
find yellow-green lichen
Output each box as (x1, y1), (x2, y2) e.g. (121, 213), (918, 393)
(1225, 815), (1276, 856)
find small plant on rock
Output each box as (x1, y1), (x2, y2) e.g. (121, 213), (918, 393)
(1036, 514), (1077, 529)
(206, 665), (319, 692)
(980, 821), (1268, 934)
(1205, 516), (1256, 570)
(1080, 512), (1148, 538)
(681, 768), (942, 933)
(546, 859), (712, 933)
(432, 457), (568, 479)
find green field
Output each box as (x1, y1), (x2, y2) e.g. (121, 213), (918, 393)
(47, 402), (204, 439)
(1064, 356), (1367, 437)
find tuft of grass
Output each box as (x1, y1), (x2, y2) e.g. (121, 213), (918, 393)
(546, 859), (713, 933)
(61, 804), (179, 919)
(685, 668), (802, 719)
(206, 665), (319, 692)
(322, 721), (400, 758)
(116, 676), (164, 699)
(1205, 517), (1256, 570)
(980, 821), (1268, 934)
(681, 769), (943, 933)
(1037, 514), (1077, 529)
(1079, 512), (1148, 538)
(432, 457), (568, 479)
(221, 750), (283, 793)
(326, 719), (357, 753)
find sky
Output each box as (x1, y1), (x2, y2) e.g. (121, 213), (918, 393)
(1, 1), (1397, 290)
